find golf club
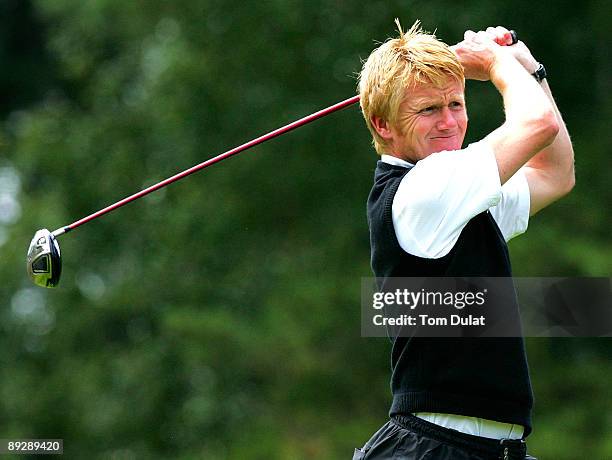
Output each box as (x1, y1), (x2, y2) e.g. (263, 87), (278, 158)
(26, 95), (360, 288)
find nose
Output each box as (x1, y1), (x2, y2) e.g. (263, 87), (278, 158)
(436, 107), (458, 130)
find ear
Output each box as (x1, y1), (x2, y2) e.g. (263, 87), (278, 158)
(370, 115), (394, 141)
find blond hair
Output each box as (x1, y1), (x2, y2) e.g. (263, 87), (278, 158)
(358, 19), (465, 154)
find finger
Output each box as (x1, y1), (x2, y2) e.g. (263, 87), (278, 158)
(464, 30), (476, 41)
(475, 31), (493, 43)
(491, 26), (510, 45)
(486, 27), (504, 45)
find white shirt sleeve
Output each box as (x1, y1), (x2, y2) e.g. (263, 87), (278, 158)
(488, 167), (530, 242)
(390, 141), (503, 259)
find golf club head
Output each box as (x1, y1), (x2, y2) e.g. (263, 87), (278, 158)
(27, 229), (62, 288)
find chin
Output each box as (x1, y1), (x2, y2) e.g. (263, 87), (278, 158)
(430, 140), (462, 152)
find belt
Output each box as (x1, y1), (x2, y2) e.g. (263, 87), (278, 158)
(392, 414), (527, 460)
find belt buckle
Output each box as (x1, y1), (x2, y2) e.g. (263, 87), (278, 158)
(499, 438), (525, 460)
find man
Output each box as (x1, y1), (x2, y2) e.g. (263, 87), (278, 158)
(354, 21), (574, 460)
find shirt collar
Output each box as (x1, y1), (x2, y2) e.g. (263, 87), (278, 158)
(381, 154), (414, 168)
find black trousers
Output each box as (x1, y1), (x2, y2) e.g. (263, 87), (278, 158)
(353, 415), (537, 460)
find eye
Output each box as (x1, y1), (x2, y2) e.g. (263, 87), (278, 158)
(419, 106), (435, 114)
(450, 101), (464, 109)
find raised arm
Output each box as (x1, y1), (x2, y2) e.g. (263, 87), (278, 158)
(460, 27), (575, 214)
(452, 31), (560, 186)
(483, 26), (575, 215)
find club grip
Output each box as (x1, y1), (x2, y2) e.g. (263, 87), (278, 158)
(509, 30), (518, 45)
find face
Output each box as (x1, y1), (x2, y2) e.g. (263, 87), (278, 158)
(385, 78), (467, 162)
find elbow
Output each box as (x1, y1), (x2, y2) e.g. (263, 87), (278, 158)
(513, 108), (559, 149)
(537, 109), (560, 147)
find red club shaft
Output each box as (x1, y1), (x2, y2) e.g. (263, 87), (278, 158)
(53, 95), (360, 237)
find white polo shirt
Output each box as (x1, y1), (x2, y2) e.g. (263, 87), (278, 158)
(382, 141), (530, 260)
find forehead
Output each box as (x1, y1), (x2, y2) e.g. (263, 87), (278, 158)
(402, 79), (465, 108)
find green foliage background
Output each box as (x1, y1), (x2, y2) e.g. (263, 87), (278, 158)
(0, 0), (610, 458)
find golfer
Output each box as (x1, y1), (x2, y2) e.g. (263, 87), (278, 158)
(355, 22), (574, 459)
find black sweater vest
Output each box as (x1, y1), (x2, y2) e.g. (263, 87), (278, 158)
(367, 161), (534, 436)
